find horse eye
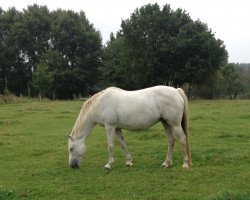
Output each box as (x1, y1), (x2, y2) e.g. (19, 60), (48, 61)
(70, 147), (73, 152)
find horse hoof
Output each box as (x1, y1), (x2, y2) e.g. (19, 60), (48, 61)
(161, 163), (170, 169)
(182, 163), (190, 169)
(103, 164), (111, 171)
(162, 160), (172, 169)
(125, 162), (133, 167)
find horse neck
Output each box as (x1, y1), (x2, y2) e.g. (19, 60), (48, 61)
(72, 107), (95, 140)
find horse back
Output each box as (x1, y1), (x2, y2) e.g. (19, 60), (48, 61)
(95, 86), (184, 129)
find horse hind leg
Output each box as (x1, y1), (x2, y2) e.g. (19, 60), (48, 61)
(161, 120), (175, 169)
(172, 125), (190, 169)
(116, 129), (133, 167)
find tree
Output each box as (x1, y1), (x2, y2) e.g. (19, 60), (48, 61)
(220, 64), (246, 99)
(49, 9), (102, 98)
(0, 8), (25, 94)
(31, 64), (54, 97)
(0, 5), (51, 95)
(18, 5), (51, 67)
(0, 5), (102, 98)
(100, 36), (133, 89)
(234, 63), (250, 96)
(100, 3), (228, 91)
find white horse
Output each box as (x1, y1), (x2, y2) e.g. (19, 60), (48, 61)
(68, 86), (192, 170)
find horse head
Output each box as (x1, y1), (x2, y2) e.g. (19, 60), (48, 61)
(68, 135), (86, 169)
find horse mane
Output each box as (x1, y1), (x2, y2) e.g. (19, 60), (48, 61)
(70, 87), (123, 139)
(71, 90), (105, 138)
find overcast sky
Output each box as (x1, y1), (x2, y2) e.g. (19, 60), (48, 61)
(1, 0), (250, 63)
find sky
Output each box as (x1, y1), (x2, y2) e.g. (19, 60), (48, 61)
(1, 0), (250, 63)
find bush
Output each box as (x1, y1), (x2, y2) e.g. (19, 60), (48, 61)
(0, 93), (26, 104)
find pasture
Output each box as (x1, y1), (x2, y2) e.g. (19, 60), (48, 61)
(0, 99), (249, 199)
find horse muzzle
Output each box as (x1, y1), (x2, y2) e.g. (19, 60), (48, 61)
(69, 160), (79, 169)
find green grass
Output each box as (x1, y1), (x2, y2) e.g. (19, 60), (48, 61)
(0, 100), (249, 200)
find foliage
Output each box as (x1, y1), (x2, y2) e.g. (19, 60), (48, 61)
(190, 72), (223, 99)
(0, 93), (18, 104)
(234, 63), (250, 97)
(0, 7), (25, 94)
(100, 37), (132, 89)
(31, 64), (54, 97)
(0, 89), (30, 104)
(0, 5), (102, 98)
(220, 64), (246, 99)
(49, 10), (102, 98)
(0, 100), (250, 199)
(100, 3), (228, 90)
(1, 4), (249, 99)
(185, 63), (249, 100)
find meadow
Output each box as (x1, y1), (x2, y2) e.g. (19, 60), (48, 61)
(0, 99), (249, 199)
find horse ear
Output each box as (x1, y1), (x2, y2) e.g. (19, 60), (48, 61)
(68, 134), (74, 141)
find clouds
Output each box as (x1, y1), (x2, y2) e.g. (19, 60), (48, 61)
(1, 0), (250, 62)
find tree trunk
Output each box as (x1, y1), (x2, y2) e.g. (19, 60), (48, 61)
(187, 84), (193, 100)
(233, 90), (238, 100)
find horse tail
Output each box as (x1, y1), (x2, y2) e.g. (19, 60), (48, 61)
(177, 88), (192, 166)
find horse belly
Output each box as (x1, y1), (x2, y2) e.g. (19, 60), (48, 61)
(116, 104), (160, 131)
(117, 119), (159, 131)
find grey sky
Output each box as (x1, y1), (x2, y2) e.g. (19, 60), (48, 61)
(1, 0), (250, 63)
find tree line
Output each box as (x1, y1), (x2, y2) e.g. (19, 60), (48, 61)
(0, 4), (249, 99)
(0, 5), (102, 99)
(191, 63), (249, 99)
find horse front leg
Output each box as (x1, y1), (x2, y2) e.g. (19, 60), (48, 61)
(116, 129), (133, 167)
(104, 125), (115, 170)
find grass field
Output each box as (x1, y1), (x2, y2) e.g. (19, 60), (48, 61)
(0, 99), (249, 199)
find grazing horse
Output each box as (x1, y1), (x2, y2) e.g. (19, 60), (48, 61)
(68, 86), (192, 170)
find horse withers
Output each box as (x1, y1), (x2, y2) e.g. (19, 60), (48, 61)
(68, 86), (192, 170)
